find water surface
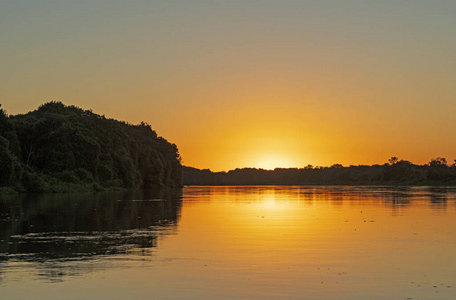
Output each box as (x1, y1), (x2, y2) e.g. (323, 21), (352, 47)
(1, 186), (456, 299)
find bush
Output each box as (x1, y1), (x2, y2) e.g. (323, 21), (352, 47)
(54, 170), (80, 183)
(74, 168), (94, 183)
(0, 137), (14, 186)
(21, 171), (48, 192)
(97, 162), (114, 182)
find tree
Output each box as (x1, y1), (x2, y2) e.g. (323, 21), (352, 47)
(429, 157), (447, 166)
(3, 102), (182, 192)
(388, 157), (399, 165)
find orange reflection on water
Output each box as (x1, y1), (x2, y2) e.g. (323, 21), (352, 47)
(155, 186), (456, 299)
(2, 186), (455, 300)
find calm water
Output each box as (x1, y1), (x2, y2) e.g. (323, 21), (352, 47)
(1, 186), (456, 299)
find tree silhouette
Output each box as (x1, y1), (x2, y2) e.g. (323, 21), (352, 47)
(388, 157), (399, 165)
(0, 102), (182, 192)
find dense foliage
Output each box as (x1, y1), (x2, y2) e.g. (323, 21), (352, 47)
(183, 158), (456, 186)
(0, 102), (182, 192)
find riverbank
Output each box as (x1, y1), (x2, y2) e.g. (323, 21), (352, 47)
(183, 162), (456, 186)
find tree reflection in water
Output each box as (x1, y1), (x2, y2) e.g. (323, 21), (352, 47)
(0, 188), (182, 282)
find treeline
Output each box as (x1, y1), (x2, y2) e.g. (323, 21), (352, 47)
(183, 157), (456, 186)
(0, 102), (182, 193)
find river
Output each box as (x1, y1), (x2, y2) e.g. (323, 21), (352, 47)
(1, 186), (455, 299)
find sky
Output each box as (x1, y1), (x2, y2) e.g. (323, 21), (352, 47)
(1, 0), (455, 171)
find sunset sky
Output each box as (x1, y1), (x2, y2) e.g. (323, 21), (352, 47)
(1, 1), (455, 171)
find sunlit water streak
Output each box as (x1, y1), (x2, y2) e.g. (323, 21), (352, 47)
(1, 186), (456, 299)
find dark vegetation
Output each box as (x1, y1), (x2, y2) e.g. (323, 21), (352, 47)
(183, 156), (456, 186)
(0, 102), (182, 193)
(2, 102), (455, 192)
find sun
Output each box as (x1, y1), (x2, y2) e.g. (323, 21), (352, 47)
(253, 155), (294, 170)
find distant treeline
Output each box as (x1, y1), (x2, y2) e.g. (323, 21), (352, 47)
(0, 102), (182, 193)
(183, 157), (456, 186)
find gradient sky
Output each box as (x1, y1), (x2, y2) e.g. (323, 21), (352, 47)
(1, 0), (455, 171)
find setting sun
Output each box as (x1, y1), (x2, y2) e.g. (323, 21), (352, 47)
(253, 155), (295, 170)
(3, 0), (456, 171)
(2, 2), (456, 300)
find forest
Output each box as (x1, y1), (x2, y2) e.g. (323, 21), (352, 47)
(183, 157), (456, 186)
(2, 102), (456, 193)
(0, 102), (182, 193)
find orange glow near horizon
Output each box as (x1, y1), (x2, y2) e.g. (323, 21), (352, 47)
(2, 2), (456, 171)
(252, 155), (295, 170)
